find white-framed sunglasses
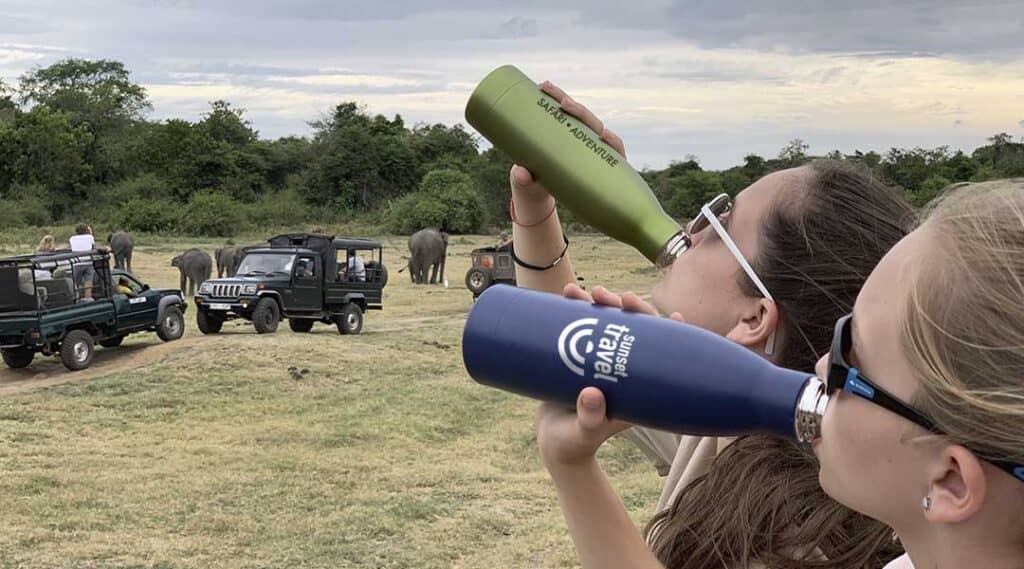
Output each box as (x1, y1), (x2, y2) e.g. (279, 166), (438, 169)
(686, 194), (777, 355)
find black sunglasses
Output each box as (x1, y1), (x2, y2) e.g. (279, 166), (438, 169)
(828, 314), (1024, 483)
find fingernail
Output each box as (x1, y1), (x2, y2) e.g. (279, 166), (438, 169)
(582, 393), (601, 410)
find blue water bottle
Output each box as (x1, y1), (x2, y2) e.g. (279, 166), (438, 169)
(462, 285), (827, 443)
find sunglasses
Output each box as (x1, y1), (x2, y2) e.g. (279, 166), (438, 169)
(687, 194), (776, 354)
(827, 313), (1024, 483)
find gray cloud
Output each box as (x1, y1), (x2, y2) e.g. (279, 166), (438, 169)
(1, 0), (1021, 169)
(581, 1), (1024, 58)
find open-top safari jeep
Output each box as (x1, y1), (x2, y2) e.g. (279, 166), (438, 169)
(0, 249), (187, 371)
(465, 242), (517, 298)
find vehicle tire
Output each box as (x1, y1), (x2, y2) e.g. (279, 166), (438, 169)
(336, 303), (363, 335)
(465, 268), (493, 296)
(2, 347), (34, 369)
(60, 330), (94, 371)
(197, 309), (224, 335)
(288, 318), (314, 333)
(157, 305), (185, 342)
(366, 261), (389, 287)
(99, 335), (125, 348)
(253, 297), (280, 334)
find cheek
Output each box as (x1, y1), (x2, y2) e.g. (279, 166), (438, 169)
(654, 248), (740, 327)
(818, 394), (918, 522)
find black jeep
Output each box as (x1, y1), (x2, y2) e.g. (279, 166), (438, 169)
(0, 250), (187, 371)
(193, 233), (386, 335)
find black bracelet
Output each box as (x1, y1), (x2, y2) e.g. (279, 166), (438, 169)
(510, 233), (570, 271)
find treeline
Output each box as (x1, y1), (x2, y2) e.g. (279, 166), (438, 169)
(1, 59), (1023, 236)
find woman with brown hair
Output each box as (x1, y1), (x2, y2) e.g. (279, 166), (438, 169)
(513, 82), (913, 567)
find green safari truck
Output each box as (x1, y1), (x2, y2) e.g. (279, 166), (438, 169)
(0, 249), (187, 371)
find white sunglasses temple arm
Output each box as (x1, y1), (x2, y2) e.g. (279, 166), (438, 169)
(701, 205), (777, 355)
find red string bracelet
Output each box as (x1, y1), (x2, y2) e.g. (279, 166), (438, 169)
(510, 197), (557, 227)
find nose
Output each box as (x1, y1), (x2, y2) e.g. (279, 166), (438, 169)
(814, 353), (829, 381)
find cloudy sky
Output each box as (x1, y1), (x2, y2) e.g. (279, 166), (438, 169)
(1, 0), (1023, 169)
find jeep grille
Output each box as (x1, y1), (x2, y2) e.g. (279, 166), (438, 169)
(211, 284), (242, 298)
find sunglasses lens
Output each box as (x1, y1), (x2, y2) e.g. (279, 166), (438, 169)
(686, 195), (731, 236)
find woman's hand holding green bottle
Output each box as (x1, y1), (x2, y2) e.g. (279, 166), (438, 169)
(509, 81), (626, 218)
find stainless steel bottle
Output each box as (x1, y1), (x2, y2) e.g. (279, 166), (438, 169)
(463, 285), (828, 443)
(465, 65), (689, 268)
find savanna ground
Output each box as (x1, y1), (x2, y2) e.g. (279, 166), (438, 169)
(0, 229), (665, 568)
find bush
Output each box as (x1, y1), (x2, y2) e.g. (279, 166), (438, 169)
(247, 188), (311, 228)
(908, 175), (951, 208)
(180, 190), (244, 237)
(0, 184), (53, 227)
(389, 168), (487, 234)
(112, 198), (182, 233)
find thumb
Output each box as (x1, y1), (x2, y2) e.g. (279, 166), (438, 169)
(669, 311), (686, 323)
(576, 387), (607, 431)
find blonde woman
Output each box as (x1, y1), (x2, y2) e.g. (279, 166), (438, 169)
(536, 179), (1024, 569)
(36, 234), (56, 253)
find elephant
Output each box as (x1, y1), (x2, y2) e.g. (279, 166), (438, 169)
(408, 228), (448, 285)
(214, 245), (241, 278)
(171, 248), (212, 297)
(106, 231), (134, 272)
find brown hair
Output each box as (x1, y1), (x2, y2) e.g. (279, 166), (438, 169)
(903, 179), (1024, 494)
(74, 223), (89, 235)
(646, 160), (914, 568)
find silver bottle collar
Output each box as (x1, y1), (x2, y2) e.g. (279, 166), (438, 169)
(656, 230), (691, 269)
(794, 376), (829, 445)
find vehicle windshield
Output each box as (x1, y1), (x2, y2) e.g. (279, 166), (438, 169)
(236, 254), (295, 277)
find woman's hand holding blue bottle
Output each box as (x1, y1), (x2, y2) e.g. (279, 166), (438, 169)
(536, 284), (684, 470)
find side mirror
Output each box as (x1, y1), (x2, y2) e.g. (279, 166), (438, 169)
(142, 284), (150, 291)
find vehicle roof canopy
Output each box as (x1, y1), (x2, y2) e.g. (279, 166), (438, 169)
(0, 249), (110, 266)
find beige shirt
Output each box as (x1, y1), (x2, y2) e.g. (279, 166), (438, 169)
(622, 427), (727, 512)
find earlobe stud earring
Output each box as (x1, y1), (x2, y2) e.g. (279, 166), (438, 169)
(922, 496), (932, 510)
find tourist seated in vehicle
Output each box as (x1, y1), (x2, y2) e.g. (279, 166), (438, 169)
(344, 249), (366, 282)
(115, 277), (137, 297)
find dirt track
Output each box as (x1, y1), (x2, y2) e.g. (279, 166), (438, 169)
(0, 311), (470, 396)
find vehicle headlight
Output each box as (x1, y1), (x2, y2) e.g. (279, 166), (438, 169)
(199, 282), (212, 295)
(243, 285), (258, 295)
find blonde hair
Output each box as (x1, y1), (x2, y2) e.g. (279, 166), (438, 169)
(37, 234), (55, 252)
(902, 178), (1024, 474)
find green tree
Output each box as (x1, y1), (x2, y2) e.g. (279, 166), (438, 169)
(19, 59), (151, 184)
(777, 139), (809, 166)
(908, 175), (951, 208)
(390, 169), (487, 234)
(407, 122), (479, 173)
(4, 107), (94, 216)
(303, 102), (418, 210)
(666, 170), (724, 219)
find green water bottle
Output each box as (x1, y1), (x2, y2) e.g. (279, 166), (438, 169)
(465, 65), (689, 268)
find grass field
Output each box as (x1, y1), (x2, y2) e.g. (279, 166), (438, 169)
(0, 231), (665, 568)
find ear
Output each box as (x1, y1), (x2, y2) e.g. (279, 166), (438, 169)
(925, 445), (986, 524)
(724, 298), (780, 355)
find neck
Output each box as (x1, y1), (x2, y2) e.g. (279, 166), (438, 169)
(898, 524), (1024, 569)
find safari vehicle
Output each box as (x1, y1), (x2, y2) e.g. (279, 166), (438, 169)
(0, 250), (187, 371)
(193, 233), (386, 335)
(465, 243), (516, 298)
